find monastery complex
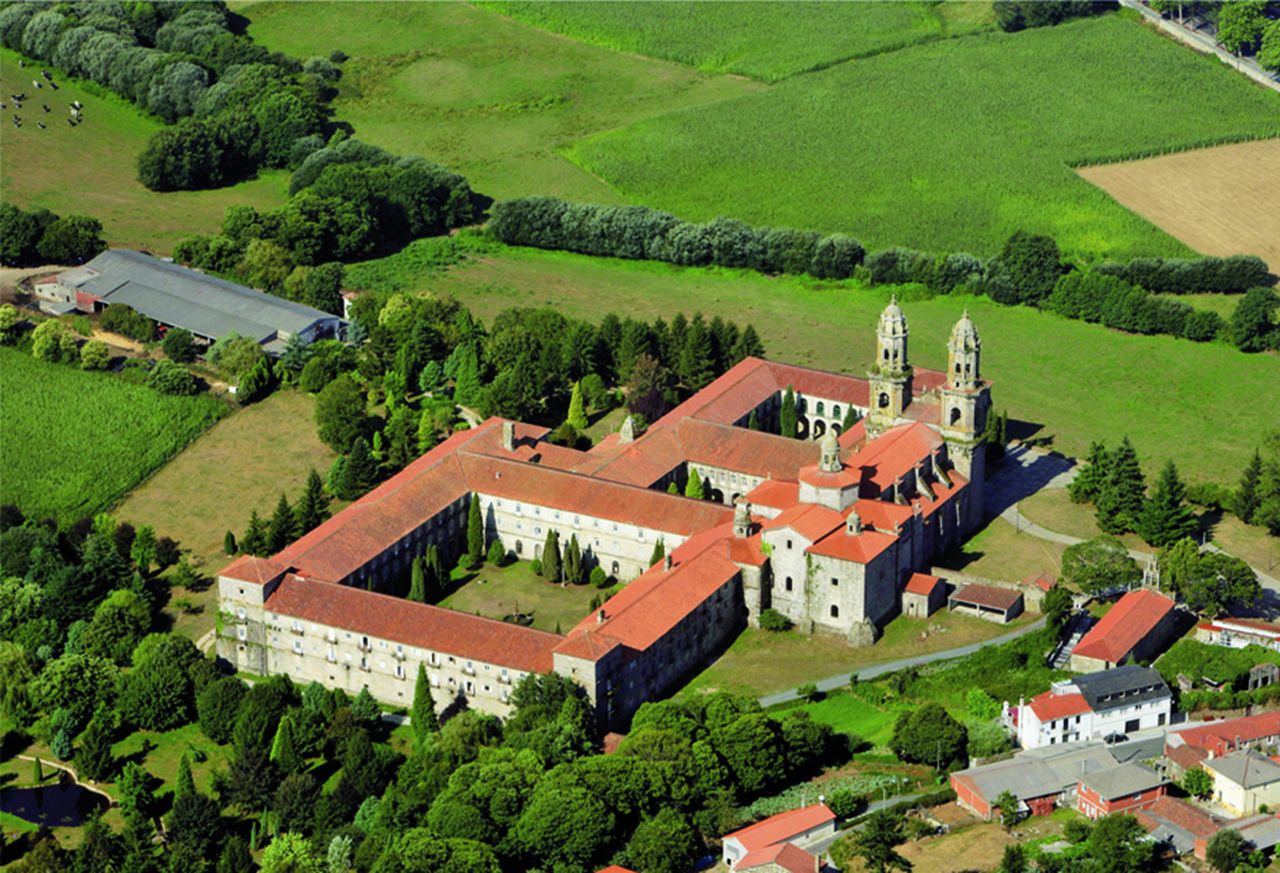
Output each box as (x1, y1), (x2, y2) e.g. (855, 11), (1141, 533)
(218, 302), (992, 729)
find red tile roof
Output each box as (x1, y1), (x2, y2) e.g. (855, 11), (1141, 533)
(1135, 796), (1226, 840)
(1173, 712), (1280, 757)
(747, 478), (800, 510)
(797, 462), (862, 490)
(807, 516), (898, 564)
(596, 867), (637, 873)
(905, 573), (944, 595)
(1022, 572), (1056, 592)
(220, 554), (289, 586)
(724, 804), (835, 853)
(739, 842), (818, 873)
(847, 421), (944, 493)
(1166, 743), (1210, 774)
(951, 584), (1023, 612)
(763, 503), (845, 543)
(1028, 691), (1091, 722)
(266, 575), (561, 673)
(1072, 589), (1176, 664)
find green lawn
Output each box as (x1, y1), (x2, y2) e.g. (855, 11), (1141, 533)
(240, 1), (760, 205)
(438, 559), (604, 633)
(0, 347), (227, 523)
(797, 692), (906, 749)
(936, 516), (1067, 583)
(479, 1), (994, 82)
(368, 241), (1280, 485)
(569, 15), (1280, 259)
(0, 49), (289, 254)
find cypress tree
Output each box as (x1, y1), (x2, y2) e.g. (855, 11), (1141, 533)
(563, 534), (583, 585)
(684, 466), (706, 500)
(223, 530), (237, 556)
(779, 386), (798, 439)
(542, 530), (561, 583)
(241, 510), (268, 557)
(567, 381), (589, 431)
(294, 468), (330, 534)
(842, 404), (862, 432)
(649, 538), (665, 567)
(33, 757), (42, 783)
(1234, 449), (1263, 523)
(1139, 460), (1199, 548)
(408, 556), (426, 603)
(427, 544), (447, 599)
(466, 494), (484, 566)
(267, 493), (296, 553)
(1069, 441), (1110, 504)
(747, 409), (760, 431)
(667, 482), (679, 494)
(269, 715), (303, 774)
(371, 429), (384, 462)
(487, 538), (506, 566)
(1096, 436), (1146, 534)
(76, 715), (116, 782)
(411, 663), (438, 749)
(175, 753), (194, 800)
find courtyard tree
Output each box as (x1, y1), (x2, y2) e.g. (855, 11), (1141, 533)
(779, 385), (798, 438)
(1181, 766), (1212, 798)
(1060, 536), (1139, 594)
(541, 530), (562, 583)
(467, 494), (484, 566)
(684, 466), (706, 500)
(409, 556), (426, 602)
(850, 809), (912, 873)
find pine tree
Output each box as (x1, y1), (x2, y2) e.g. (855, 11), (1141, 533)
(541, 530), (561, 582)
(1234, 450), (1263, 523)
(417, 407), (439, 453)
(294, 469), (330, 534)
(269, 715), (303, 774)
(409, 556), (426, 602)
(241, 510), (268, 557)
(466, 494), (484, 566)
(747, 409), (760, 431)
(1139, 460), (1199, 548)
(175, 753), (195, 800)
(411, 663), (438, 749)
(223, 530), (237, 556)
(336, 436), (377, 500)
(649, 538), (665, 567)
(1096, 436), (1146, 534)
(684, 466), (706, 500)
(779, 386), (798, 439)
(732, 324), (765, 363)
(566, 380), (589, 431)
(678, 318), (716, 390)
(267, 493), (296, 553)
(1069, 441), (1110, 504)
(76, 714), (116, 782)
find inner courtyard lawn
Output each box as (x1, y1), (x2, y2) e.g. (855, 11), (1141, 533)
(0, 49), (289, 255)
(438, 560), (607, 634)
(678, 609), (1031, 698)
(239, 1), (761, 205)
(568, 15), (1280, 259)
(392, 242), (1280, 486)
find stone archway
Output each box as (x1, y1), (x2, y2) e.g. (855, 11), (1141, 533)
(796, 416), (811, 440)
(812, 419), (826, 439)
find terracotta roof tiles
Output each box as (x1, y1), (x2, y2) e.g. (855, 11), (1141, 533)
(905, 573), (944, 595)
(951, 584), (1023, 612)
(1072, 589), (1176, 664)
(724, 803), (836, 853)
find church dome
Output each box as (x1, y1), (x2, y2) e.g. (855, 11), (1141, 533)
(950, 309), (979, 342)
(878, 295), (907, 335)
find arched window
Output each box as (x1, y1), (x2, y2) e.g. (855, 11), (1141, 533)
(813, 420), (825, 438)
(515, 540), (523, 555)
(878, 392), (890, 409)
(535, 544), (542, 559)
(611, 561), (620, 575)
(830, 604), (839, 619)
(785, 577), (793, 592)
(950, 407), (962, 425)
(816, 401), (825, 416)
(832, 423), (842, 435)
(833, 405), (841, 419)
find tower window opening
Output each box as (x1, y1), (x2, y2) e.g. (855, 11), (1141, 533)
(878, 393), (890, 409)
(950, 407), (962, 426)
(830, 605), (840, 619)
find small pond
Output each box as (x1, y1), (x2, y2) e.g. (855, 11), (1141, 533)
(1, 774), (109, 827)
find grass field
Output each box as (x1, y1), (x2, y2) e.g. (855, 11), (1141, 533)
(240, 1), (760, 204)
(375, 242), (1280, 484)
(438, 559), (603, 633)
(0, 348), (227, 523)
(680, 609), (1027, 697)
(479, 1), (994, 82)
(936, 517), (1067, 583)
(1078, 138), (1280, 271)
(0, 49), (288, 254)
(570, 16), (1280, 259)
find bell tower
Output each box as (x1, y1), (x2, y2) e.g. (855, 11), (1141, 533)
(939, 311), (991, 531)
(866, 296), (913, 436)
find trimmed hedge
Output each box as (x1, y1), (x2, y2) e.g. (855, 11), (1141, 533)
(1095, 255), (1270, 295)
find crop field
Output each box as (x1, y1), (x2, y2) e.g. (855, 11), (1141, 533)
(239, 1), (760, 204)
(1078, 138), (1280, 272)
(362, 242), (1280, 484)
(0, 348), (226, 523)
(0, 49), (288, 254)
(570, 16), (1280, 259)
(479, 1), (994, 82)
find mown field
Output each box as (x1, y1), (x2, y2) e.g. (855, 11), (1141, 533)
(0, 348), (227, 522)
(569, 15), (1280, 259)
(479, 0), (994, 82)
(239, 1), (760, 204)
(0, 49), (289, 254)
(355, 241), (1280, 485)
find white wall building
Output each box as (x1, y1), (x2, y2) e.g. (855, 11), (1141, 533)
(1015, 665), (1173, 750)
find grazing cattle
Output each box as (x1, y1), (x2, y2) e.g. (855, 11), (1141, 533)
(67, 118), (75, 127)
(42, 104), (49, 112)
(36, 121), (45, 129)
(41, 70), (51, 81)
(48, 82), (57, 90)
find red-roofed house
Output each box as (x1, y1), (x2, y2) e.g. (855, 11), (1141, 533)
(903, 573), (946, 618)
(1071, 589), (1179, 672)
(1195, 617), (1280, 650)
(1016, 665), (1172, 749)
(723, 804), (835, 872)
(1165, 712), (1280, 773)
(219, 303), (993, 728)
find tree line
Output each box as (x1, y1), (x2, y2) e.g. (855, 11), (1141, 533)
(0, 203), (105, 267)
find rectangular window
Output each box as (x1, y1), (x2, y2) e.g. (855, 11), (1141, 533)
(831, 578), (838, 587)
(236, 607), (247, 619)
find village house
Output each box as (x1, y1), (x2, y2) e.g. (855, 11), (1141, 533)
(218, 305), (992, 728)
(1013, 665), (1173, 750)
(1164, 711), (1280, 777)
(951, 742), (1120, 819)
(1069, 588), (1180, 672)
(1195, 617), (1280, 651)
(721, 804), (835, 872)
(1076, 762), (1168, 819)
(1204, 750), (1280, 816)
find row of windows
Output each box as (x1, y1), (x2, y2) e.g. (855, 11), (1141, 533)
(488, 497), (651, 540)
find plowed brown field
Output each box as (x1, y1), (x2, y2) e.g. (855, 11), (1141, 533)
(1078, 139), (1280, 271)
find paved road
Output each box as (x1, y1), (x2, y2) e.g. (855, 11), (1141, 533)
(758, 617), (1046, 707)
(1120, 0), (1280, 93)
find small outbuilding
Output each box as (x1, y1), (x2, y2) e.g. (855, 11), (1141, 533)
(1077, 763), (1168, 819)
(902, 572), (946, 618)
(948, 583), (1024, 624)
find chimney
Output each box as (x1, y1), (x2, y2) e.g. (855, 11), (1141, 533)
(596, 608), (606, 624)
(663, 554), (672, 571)
(502, 420), (515, 452)
(846, 510), (862, 535)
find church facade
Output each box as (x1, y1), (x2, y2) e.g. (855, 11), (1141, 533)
(217, 303), (992, 728)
